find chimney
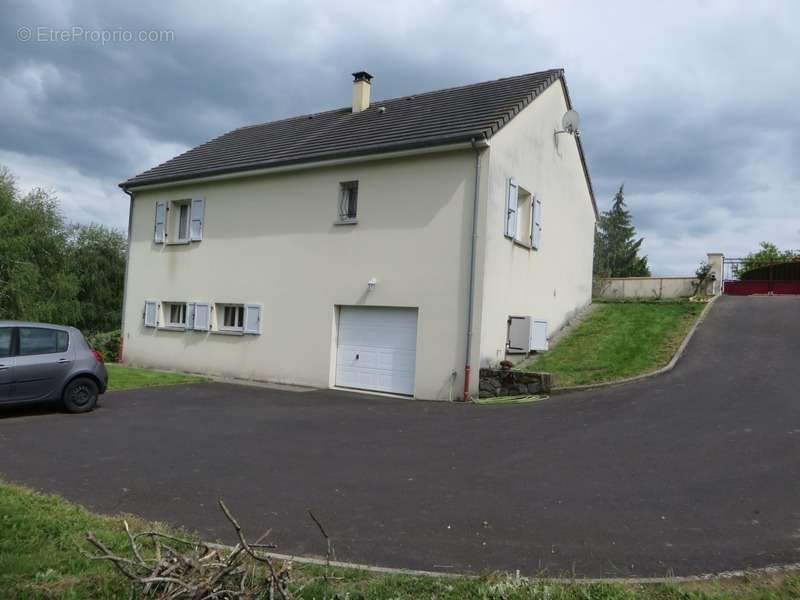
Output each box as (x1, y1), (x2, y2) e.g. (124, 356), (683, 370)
(351, 71), (373, 113)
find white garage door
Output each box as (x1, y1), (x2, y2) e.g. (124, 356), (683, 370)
(336, 306), (418, 396)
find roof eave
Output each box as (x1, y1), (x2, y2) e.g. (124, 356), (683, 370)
(120, 132), (490, 191)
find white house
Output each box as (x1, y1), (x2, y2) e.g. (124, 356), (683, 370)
(120, 69), (597, 401)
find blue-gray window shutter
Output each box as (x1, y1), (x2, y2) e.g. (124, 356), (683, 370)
(193, 302), (211, 331)
(505, 178), (518, 238)
(144, 300), (158, 327)
(154, 202), (166, 243)
(243, 304), (262, 334)
(186, 303), (196, 331)
(532, 195), (542, 249)
(190, 197), (205, 241)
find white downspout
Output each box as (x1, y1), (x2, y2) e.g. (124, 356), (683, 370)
(462, 135), (489, 401)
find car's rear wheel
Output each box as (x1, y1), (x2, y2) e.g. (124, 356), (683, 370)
(62, 377), (98, 413)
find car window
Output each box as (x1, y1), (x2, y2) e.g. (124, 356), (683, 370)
(18, 328), (69, 356)
(0, 328), (11, 359)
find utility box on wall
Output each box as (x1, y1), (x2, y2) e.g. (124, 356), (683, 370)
(506, 316), (549, 354)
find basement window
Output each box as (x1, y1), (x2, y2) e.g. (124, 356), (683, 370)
(337, 181), (358, 224)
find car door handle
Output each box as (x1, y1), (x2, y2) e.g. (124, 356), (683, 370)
(56, 358), (70, 364)
(0, 364), (8, 371)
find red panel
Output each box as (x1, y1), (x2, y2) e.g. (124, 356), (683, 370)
(772, 281), (800, 295)
(724, 280), (800, 295)
(724, 280), (770, 295)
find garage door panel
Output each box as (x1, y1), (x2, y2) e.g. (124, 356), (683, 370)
(338, 325), (418, 348)
(338, 345), (415, 372)
(335, 364), (415, 395)
(336, 307), (418, 396)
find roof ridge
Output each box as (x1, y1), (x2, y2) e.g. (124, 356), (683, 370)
(376, 68), (563, 105)
(230, 69), (564, 134)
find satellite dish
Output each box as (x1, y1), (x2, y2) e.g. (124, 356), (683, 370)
(561, 109), (581, 135)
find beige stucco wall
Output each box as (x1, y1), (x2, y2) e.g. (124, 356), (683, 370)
(594, 277), (701, 299)
(123, 151), (478, 400)
(475, 81), (596, 367)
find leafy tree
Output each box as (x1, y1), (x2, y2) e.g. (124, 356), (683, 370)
(593, 184), (651, 277)
(736, 242), (799, 276)
(0, 166), (126, 332)
(67, 224), (127, 332)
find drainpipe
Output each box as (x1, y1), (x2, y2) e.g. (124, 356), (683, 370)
(463, 135), (488, 402)
(120, 186), (135, 363)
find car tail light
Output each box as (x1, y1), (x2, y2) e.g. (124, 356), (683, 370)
(92, 349), (105, 363)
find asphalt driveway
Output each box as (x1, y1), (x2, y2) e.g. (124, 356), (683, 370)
(1, 295), (799, 578)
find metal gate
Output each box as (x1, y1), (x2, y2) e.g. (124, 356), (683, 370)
(723, 257), (800, 295)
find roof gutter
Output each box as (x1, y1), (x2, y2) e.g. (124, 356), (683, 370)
(463, 135), (489, 402)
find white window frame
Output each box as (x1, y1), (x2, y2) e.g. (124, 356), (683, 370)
(515, 186), (533, 246)
(505, 177), (537, 250)
(217, 303), (245, 332)
(163, 302), (188, 328)
(166, 199), (192, 243)
(336, 181), (358, 224)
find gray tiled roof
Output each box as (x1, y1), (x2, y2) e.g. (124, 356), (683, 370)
(122, 69), (592, 203)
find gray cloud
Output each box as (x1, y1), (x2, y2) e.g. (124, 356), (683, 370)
(1, 0), (799, 274)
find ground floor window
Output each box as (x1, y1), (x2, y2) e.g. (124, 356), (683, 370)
(164, 302), (187, 327)
(219, 304), (245, 331)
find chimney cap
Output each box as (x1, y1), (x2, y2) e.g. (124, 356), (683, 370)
(352, 71), (373, 83)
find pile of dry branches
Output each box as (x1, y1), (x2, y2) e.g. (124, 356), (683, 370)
(82, 500), (295, 599)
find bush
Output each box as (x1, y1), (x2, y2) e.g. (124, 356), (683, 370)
(86, 330), (121, 363)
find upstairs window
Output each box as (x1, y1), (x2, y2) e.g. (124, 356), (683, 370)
(154, 197), (205, 244)
(515, 186), (532, 245)
(338, 181), (358, 223)
(504, 178), (542, 249)
(170, 200), (191, 242)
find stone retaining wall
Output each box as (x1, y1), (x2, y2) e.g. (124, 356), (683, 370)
(479, 368), (552, 397)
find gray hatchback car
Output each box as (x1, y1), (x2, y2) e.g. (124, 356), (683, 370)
(0, 322), (108, 413)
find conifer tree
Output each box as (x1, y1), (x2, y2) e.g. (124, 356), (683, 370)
(594, 184), (650, 277)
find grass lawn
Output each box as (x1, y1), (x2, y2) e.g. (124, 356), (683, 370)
(1, 480), (798, 599)
(530, 301), (707, 387)
(105, 364), (206, 392)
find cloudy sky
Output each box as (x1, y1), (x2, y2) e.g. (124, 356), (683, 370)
(2, 0), (798, 274)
